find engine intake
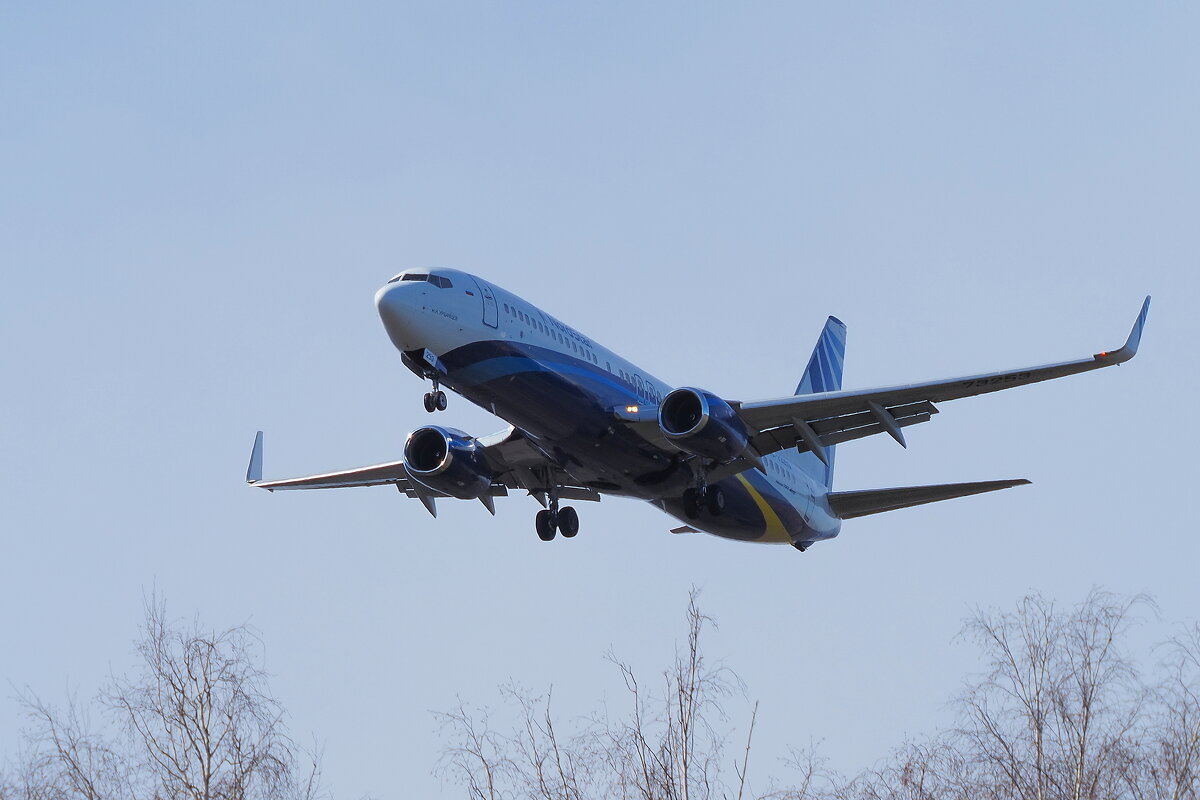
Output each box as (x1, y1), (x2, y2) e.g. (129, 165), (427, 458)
(403, 426), (494, 500)
(658, 387), (750, 462)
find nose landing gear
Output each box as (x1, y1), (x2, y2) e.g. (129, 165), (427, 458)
(423, 378), (448, 413)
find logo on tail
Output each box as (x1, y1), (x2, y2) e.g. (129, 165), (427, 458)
(792, 317), (847, 486)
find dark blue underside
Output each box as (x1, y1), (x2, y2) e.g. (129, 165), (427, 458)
(437, 339), (816, 544)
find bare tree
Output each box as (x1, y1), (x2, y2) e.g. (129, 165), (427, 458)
(437, 591), (751, 800)
(954, 590), (1148, 800)
(437, 588), (1200, 800)
(17, 692), (131, 800)
(1119, 622), (1200, 800)
(833, 738), (978, 800)
(599, 595), (738, 800)
(8, 597), (323, 800)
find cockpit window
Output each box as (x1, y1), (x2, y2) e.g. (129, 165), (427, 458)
(387, 272), (452, 288)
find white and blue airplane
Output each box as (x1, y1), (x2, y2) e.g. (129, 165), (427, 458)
(248, 270), (1149, 550)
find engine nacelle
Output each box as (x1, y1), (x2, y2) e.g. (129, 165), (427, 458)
(658, 387), (750, 462)
(403, 426), (494, 500)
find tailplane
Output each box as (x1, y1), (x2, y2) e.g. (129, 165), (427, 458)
(790, 316), (847, 487)
(827, 479), (1030, 519)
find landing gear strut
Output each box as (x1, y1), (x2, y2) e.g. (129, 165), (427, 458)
(423, 377), (447, 413)
(534, 490), (579, 541)
(682, 484), (725, 519)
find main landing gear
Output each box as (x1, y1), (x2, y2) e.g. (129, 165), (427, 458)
(682, 484), (725, 520)
(423, 378), (447, 413)
(534, 493), (579, 541)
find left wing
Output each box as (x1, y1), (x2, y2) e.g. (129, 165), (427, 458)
(245, 428), (599, 516)
(735, 296), (1150, 459)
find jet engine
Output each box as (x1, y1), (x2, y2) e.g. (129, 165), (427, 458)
(403, 426), (494, 499)
(658, 387), (750, 462)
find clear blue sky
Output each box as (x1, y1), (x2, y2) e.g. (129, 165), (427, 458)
(2, 3), (1197, 797)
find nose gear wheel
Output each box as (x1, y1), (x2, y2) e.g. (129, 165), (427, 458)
(423, 379), (448, 413)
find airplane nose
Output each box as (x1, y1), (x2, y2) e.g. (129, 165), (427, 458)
(375, 283), (421, 351)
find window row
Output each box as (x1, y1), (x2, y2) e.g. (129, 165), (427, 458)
(502, 302), (599, 365)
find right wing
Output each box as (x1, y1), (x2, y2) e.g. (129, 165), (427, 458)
(246, 432), (415, 490)
(245, 428), (599, 516)
(246, 430), (446, 515)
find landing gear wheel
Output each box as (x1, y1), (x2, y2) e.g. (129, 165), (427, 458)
(434, 390), (448, 411)
(682, 489), (701, 520)
(706, 486), (726, 516)
(535, 509), (557, 541)
(423, 393), (436, 413)
(558, 506), (579, 538)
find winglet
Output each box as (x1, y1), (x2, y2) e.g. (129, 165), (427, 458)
(247, 431), (264, 484)
(1097, 296), (1150, 364)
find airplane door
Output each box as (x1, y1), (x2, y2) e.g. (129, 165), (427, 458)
(473, 278), (498, 328)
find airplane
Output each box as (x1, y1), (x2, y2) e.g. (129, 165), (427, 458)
(247, 269), (1150, 551)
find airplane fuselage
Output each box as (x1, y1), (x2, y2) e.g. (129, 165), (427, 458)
(374, 268), (842, 546)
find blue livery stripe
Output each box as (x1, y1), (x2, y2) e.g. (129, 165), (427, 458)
(791, 316), (847, 488)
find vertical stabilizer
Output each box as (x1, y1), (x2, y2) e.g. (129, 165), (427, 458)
(791, 317), (846, 487)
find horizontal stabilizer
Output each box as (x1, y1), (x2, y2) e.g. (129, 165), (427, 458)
(826, 479), (1031, 519)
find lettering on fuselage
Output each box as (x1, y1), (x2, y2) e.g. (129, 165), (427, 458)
(631, 373), (661, 405)
(502, 295), (664, 405)
(544, 315), (593, 349)
(433, 308), (459, 321)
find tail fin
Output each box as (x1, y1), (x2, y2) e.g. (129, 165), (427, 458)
(795, 316), (847, 395)
(791, 317), (847, 487)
